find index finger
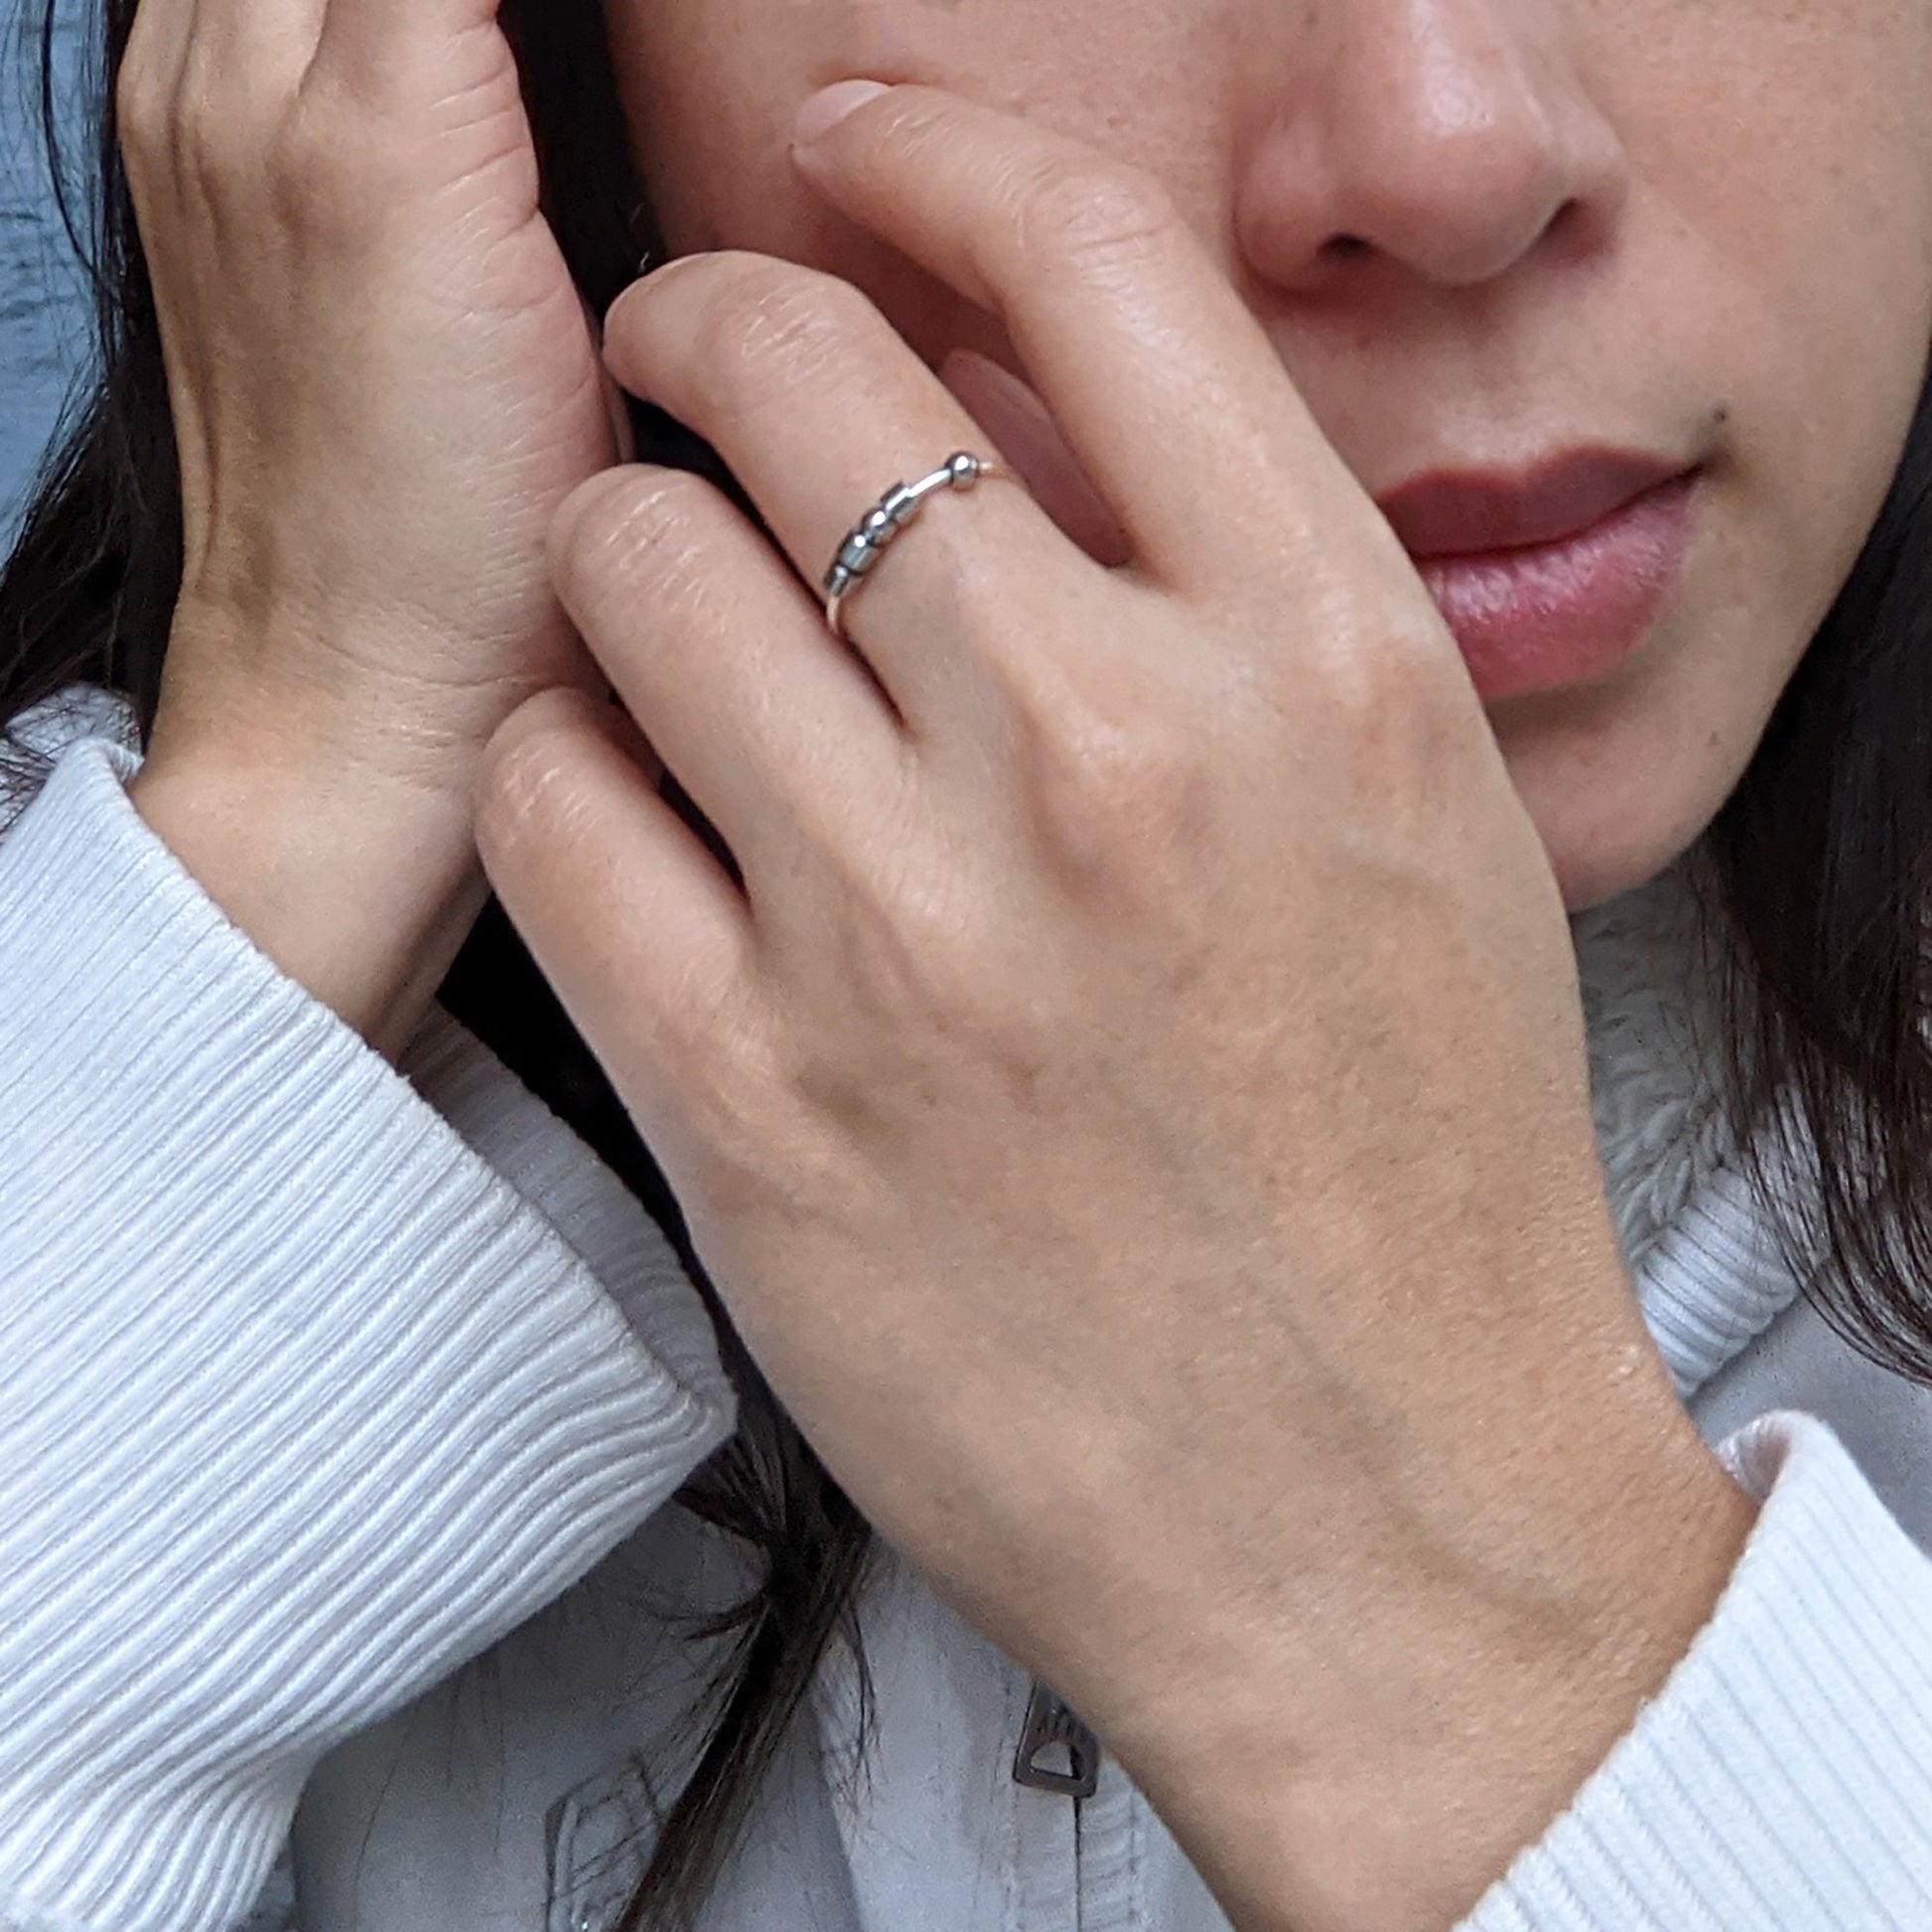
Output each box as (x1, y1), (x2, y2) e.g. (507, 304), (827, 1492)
(788, 81), (1371, 598)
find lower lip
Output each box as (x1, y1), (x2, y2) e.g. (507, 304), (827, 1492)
(1412, 470), (1703, 703)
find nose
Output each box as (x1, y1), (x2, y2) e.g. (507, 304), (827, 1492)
(1232, 0), (1629, 293)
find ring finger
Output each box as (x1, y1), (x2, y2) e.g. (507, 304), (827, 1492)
(601, 251), (1096, 739)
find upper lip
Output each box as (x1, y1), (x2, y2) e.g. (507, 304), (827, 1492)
(1374, 447), (1698, 558)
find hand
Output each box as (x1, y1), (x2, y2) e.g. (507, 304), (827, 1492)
(475, 82), (1757, 1932)
(116, 0), (627, 1047)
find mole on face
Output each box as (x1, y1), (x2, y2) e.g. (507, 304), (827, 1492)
(602, 0), (1932, 913)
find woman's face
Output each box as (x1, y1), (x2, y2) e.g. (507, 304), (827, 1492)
(605, 0), (1932, 911)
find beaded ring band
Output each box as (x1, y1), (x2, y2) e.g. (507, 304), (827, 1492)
(821, 451), (1011, 644)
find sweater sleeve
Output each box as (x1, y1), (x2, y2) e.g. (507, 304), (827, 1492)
(0, 730), (739, 1932)
(1463, 1407), (1932, 1929)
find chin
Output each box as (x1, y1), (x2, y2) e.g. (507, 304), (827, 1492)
(1492, 704), (1745, 917)
(1546, 833), (1699, 916)
(1527, 786), (1725, 915)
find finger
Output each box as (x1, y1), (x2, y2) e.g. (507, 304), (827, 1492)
(939, 348), (1134, 571)
(545, 463), (916, 898)
(474, 685), (762, 1152)
(788, 81), (1380, 601)
(603, 251), (1087, 733)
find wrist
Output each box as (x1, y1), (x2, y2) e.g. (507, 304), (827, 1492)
(1106, 1428), (1758, 1932)
(129, 718), (492, 1062)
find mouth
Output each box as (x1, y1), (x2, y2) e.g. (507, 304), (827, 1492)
(1374, 447), (1701, 557)
(1403, 467), (1708, 703)
(944, 345), (1711, 704)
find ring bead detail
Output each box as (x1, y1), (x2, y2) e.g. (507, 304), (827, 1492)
(822, 452), (1003, 641)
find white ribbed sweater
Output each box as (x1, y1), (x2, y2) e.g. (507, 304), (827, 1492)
(3, 683), (1932, 1932)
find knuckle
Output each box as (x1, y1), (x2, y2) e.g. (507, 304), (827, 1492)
(678, 1031), (843, 1224)
(1013, 671), (1216, 904)
(1047, 709), (1202, 827)
(1283, 621), (1478, 828)
(1304, 615), (1454, 748)
(474, 693), (591, 861)
(1018, 650), (1199, 800)
(699, 260), (880, 400)
(842, 874), (995, 1024)
(809, 883), (1058, 1122)
(264, 102), (374, 229)
(1012, 156), (1179, 269)
(112, 60), (166, 165)
(142, 62), (254, 205)
(550, 467), (721, 615)
(264, 87), (422, 236)
(182, 119), (248, 205)
(142, 56), (283, 204)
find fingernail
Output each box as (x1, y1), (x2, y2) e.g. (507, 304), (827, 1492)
(794, 79), (892, 147)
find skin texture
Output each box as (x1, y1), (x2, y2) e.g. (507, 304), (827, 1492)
(100, 0), (1921, 1923)
(607, 0), (1932, 910)
(475, 0), (1932, 1913)
(477, 77), (1762, 1932)
(119, 0), (634, 1056)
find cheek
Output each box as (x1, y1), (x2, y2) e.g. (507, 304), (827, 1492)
(599, 0), (1932, 920)
(602, 0), (976, 364)
(1491, 369), (1911, 917)
(1505, 13), (1932, 910)
(1492, 411), (1896, 918)
(1491, 643), (1786, 916)
(604, 0), (841, 255)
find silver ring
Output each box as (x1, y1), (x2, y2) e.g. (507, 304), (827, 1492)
(822, 451), (1008, 643)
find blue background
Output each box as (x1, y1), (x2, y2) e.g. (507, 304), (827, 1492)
(1, 0), (90, 550)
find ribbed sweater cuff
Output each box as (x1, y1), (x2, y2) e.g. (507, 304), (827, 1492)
(1465, 1407), (1932, 1929)
(0, 737), (738, 1932)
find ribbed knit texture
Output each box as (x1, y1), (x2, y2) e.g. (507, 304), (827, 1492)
(0, 734), (738, 1932)
(8, 693), (1932, 1932)
(1572, 850), (1810, 1397)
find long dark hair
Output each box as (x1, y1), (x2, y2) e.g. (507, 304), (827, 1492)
(2, 6), (879, 1926)
(7, 3), (1932, 1926)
